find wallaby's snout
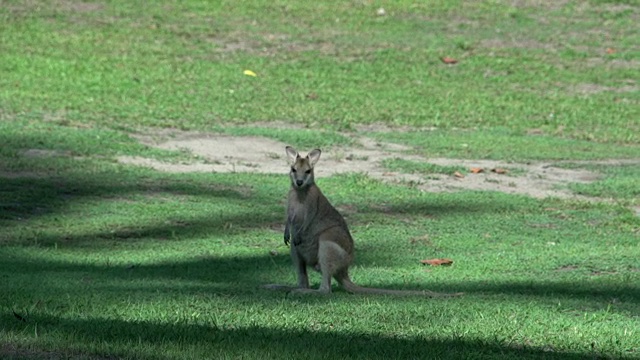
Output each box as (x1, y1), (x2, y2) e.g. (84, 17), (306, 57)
(286, 146), (321, 190)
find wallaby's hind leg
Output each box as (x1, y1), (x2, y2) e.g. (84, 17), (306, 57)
(293, 239), (351, 294)
(320, 237), (353, 293)
(316, 263), (333, 294)
(292, 266), (332, 295)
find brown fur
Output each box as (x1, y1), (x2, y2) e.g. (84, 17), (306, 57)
(264, 146), (462, 297)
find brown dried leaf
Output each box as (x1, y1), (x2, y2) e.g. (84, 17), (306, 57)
(441, 57), (458, 64)
(420, 258), (454, 266)
(491, 168), (508, 174)
(453, 171), (465, 178)
(470, 167), (484, 174)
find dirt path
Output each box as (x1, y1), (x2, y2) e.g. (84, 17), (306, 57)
(117, 130), (640, 200)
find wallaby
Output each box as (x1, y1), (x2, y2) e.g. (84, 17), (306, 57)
(263, 146), (462, 297)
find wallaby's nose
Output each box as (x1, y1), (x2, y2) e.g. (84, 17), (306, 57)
(296, 180), (304, 187)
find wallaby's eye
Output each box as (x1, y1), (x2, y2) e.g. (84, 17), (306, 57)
(305, 169), (311, 174)
(291, 167), (296, 173)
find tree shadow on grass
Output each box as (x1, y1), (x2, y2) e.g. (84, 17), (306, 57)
(0, 126), (278, 231)
(0, 172), (254, 221)
(10, 211), (281, 249)
(0, 314), (614, 360)
(1, 171), (636, 309)
(2, 248), (638, 308)
(0, 168), (287, 248)
(0, 251), (277, 295)
(455, 280), (640, 300)
(372, 190), (536, 218)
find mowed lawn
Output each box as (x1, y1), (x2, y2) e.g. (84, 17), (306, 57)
(1, 1), (639, 359)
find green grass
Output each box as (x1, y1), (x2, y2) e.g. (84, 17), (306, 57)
(1, 0), (639, 142)
(1, 0), (639, 359)
(2, 152), (640, 358)
(382, 157), (467, 176)
(370, 128), (640, 161)
(563, 163), (640, 200)
(218, 126), (354, 149)
(380, 157), (529, 179)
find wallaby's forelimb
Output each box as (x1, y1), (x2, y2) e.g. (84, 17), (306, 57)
(284, 221), (291, 246)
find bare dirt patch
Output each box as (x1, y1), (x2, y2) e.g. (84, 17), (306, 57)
(115, 129), (640, 201)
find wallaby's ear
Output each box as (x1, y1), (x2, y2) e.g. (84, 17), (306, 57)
(307, 149), (321, 167)
(285, 146), (299, 163)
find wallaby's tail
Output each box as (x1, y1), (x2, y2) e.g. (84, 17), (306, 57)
(339, 277), (463, 298)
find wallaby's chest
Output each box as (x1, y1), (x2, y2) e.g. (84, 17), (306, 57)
(288, 192), (320, 263)
(287, 186), (344, 239)
(288, 195), (315, 227)
(288, 189), (334, 249)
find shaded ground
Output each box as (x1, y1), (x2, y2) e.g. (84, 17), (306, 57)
(117, 129), (639, 200)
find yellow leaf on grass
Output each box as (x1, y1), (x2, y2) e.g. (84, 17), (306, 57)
(243, 70), (257, 77)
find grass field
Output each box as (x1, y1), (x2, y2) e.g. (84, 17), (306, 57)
(1, 1), (639, 359)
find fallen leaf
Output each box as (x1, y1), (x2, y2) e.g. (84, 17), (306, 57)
(420, 258), (454, 266)
(441, 57), (458, 64)
(453, 171), (465, 178)
(470, 167), (484, 174)
(491, 168), (508, 174)
(243, 70), (257, 77)
(606, 47), (616, 54)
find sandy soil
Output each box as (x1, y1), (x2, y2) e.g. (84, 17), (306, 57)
(117, 130), (639, 200)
